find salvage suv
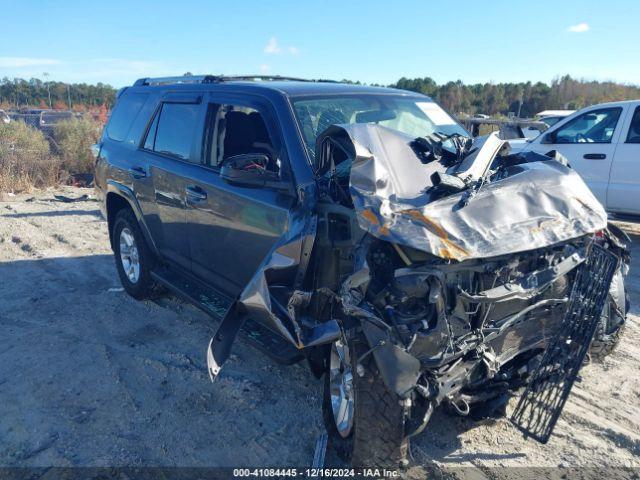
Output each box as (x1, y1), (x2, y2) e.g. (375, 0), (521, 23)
(95, 75), (630, 467)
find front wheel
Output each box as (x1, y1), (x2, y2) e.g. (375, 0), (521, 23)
(322, 334), (409, 468)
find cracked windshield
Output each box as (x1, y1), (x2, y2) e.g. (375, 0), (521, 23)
(292, 95), (469, 159)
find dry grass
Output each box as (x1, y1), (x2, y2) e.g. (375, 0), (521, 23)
(0, 120), (61, 193)
(0, 116), (103, 193)
(53, 117), (101, 175)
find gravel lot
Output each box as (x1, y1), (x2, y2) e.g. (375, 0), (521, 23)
(0, 187), (638, 477)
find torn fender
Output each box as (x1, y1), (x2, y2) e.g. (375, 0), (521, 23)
(207, 199), (340, 379)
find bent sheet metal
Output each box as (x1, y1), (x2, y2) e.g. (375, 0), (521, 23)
(320, 124), (607, 261)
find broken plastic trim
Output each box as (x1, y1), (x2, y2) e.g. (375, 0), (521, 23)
(360, 320), (421, 398)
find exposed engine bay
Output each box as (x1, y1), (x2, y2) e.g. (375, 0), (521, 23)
(207, 125), (630, 453)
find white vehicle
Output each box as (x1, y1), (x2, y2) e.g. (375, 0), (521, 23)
(518, 100), (640, 215)
(536, 109), (575, 127)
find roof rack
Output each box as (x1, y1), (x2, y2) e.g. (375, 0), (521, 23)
(133, 75), (334, 87)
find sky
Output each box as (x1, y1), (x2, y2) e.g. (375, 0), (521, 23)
(1, 0), (639, 88)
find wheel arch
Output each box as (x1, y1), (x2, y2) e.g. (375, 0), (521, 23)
(105, 181), (159, 256)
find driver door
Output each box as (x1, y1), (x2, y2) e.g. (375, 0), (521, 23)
(527, 106), (624, 205)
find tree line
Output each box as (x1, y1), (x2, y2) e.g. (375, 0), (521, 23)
(390, 75), (640, 117)
(2, 75), (639, 118)
(0, 77), (115, 111)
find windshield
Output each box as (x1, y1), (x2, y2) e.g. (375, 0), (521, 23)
(291, 95), (469, 160)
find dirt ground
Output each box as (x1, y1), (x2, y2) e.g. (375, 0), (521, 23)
(0, 186), (638, 477)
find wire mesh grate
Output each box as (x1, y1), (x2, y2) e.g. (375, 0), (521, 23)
(510, 244), (618, 443)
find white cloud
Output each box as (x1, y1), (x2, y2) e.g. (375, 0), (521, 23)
(260, 64), (270, 72)
(264, 38), (300, 55)
(567, 22), (589, 33)
(264, 37), (281, 54)
(0, 57), (62, 68)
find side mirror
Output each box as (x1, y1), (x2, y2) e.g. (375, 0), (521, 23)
(220, 153), (292, 194)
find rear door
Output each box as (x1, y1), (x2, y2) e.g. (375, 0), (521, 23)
(527, 106), (625, 205)
(185, 92), (294, 296)
(607, 104), (640, 214)
(138, 92), (206, 270)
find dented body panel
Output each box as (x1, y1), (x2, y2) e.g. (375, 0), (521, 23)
(320, 124), (607, 261)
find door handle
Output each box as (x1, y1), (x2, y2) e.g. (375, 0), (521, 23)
(583, 153), (606, 160)
(185, 185), (207, 202)
(129, 166), (147, 178)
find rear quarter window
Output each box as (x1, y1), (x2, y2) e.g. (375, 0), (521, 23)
(143, 102), (201, 161)
(106, 92), (148, 142)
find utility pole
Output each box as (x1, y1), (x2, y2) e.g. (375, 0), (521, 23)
(43, 72), (52, 109)
(67, 84), (72, 110)
(516, 92), (523, 119)
(517, 98), (522, 119)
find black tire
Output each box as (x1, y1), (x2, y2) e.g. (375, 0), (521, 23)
(112, 208), (157, 300)
(322, 334), (409, 468)
(589, 302), (627, 361)
(590, 321), (625, 361)
(589, 268), (628, 362)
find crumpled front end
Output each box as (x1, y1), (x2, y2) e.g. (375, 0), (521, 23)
(205, 118), (627, 457)
(320, 123), (607, 261)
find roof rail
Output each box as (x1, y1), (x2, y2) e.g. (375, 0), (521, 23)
(216, 75), (316, 82)
(133, 74), (336, 87)
(133, 75), (220, 86)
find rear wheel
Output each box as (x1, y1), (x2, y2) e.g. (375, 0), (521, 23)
(112, 209), (157, 300)
(322, 334), (409, 468)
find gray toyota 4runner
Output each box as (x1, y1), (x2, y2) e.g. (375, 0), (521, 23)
(95, 75), (630, 467)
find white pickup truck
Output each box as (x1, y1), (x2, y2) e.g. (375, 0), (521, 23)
(515, 100), (640, 216)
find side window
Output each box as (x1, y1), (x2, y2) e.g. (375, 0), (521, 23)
(205, 104), (279, 172)
(106, 92), (148, 141)
(626, 107), (640, 144)
(553, 107), (622, 144)
(143, 102), (201, 161)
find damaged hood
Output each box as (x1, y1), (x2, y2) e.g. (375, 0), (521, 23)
(317, 124), (607, 261)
